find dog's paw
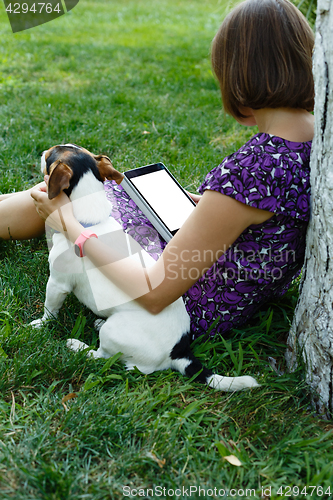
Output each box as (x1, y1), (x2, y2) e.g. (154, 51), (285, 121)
(30, 318), (46, 329)
(94, 319), (106, 332)
(66, 338), (90, 352)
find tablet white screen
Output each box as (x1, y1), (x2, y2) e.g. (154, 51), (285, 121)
(130, 169), (195, 232)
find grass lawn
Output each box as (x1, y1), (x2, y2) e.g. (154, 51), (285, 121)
(0, 0), (332, 498)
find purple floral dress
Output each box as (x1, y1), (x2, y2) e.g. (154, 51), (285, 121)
(104, 133), (311, 339)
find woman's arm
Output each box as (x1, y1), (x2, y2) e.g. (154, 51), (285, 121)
(31, 187), (273, 314)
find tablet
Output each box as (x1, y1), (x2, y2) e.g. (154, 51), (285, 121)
(121, 163), (196, 242)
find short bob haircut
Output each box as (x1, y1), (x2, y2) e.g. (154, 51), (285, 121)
(211, 0), (315, 119)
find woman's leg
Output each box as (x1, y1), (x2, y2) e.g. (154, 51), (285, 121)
(0, 183), (46, 240)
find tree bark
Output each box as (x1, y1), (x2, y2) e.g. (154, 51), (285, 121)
(286, 0), (333, 417)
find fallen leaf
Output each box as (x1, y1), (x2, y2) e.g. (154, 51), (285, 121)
(223, 455), (242, 466)
(62, 392), (77, 403)
(61, 392), (77, 411)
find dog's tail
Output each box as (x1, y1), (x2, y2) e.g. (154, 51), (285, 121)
(170, 335), (259, 392)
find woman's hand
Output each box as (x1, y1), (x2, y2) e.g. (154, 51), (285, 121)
(186, 191), (202, 204)
(30, 180), (74, 233)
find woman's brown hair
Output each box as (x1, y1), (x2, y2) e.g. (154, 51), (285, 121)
(211, 0), (315, 119)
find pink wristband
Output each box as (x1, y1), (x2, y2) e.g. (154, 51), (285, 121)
(74, 230), (98, 258)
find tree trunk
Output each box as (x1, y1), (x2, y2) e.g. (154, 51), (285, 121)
(286, 0), (333, 417)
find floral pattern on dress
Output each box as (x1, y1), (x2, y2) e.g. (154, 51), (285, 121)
(104, 133), (311, 340)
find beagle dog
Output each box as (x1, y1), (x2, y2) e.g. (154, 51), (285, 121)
(31, 144), (259, 392)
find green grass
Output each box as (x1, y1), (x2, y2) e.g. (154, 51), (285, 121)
(0, 1), (332, 499)
(295, 0), (317, 26)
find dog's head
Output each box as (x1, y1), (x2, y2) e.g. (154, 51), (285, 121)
(41, 144), (124, 200)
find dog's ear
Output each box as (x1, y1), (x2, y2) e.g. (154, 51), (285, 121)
(48, 160), (73, 200)
(95, 155), (124, 185)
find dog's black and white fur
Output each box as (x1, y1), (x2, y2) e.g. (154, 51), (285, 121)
(31, 144), (259, 392)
